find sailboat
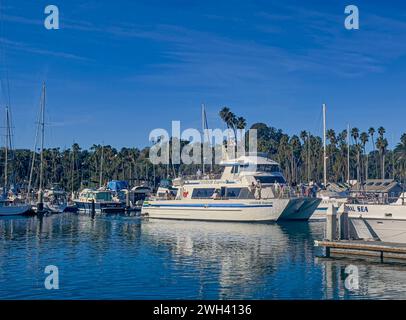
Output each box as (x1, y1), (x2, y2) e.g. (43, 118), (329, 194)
(311, 105), (350, 219)
(0, 106), (32, 216)
(30, 83), (72, 214)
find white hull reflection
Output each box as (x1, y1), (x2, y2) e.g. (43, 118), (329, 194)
(142, 219), (317, 298)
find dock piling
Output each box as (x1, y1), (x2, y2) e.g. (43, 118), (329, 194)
(338, 205), (349, 240)
(325, 204), (337, 241)
(36, 189), (44, 215)
(126, 189), (130, 211)
(91, 199), (95, 218)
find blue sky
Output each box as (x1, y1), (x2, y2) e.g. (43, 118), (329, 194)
(0, 0), (406, 150)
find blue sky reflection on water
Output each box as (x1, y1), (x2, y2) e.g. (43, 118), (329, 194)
(1, 214), (406, 299)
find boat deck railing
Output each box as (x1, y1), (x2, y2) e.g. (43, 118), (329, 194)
(346, 195), (406, 205)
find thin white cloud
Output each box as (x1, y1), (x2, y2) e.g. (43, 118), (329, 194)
(0, 37), (90, 61)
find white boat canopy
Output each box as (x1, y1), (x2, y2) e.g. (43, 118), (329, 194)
(219, 155), (279, 166)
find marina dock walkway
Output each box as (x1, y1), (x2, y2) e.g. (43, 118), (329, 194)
(315, 240), (406, 262)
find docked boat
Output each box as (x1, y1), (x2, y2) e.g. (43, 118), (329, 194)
(0, 107), (32, 217)
(74, 189), (125, 214)
(311, 185), (349, 220)
(0, 199), (32, 216)
(142, 153), (321, 222)
(346, 192), (406, 243)
(107, 180), (152, 209)
(41, 186), (77, 214)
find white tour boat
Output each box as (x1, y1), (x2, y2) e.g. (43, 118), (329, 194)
(142, 154), (321, 222)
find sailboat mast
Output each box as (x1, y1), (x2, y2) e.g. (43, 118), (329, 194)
(347, 124), (350, 183)
(307, 131), (310, 183)
(99, 144), (104, 188)
(4, 106), (9, 190)
(201, 104), (205, 176)
(322, 104), (327, 186)
(71, 144), (75, 194)
(39, 82), (45, 194)
(201, 104), (212, 174)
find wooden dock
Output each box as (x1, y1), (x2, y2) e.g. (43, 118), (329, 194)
(315, 240), (406, 262)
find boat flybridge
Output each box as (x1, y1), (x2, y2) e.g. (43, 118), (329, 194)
(142, 153), (321, 222)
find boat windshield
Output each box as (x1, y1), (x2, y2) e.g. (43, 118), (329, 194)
(256, 164), (281, 173)
(95, 192), (113, 201)
(255, 176), (286, 184)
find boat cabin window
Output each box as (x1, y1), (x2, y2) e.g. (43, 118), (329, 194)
(95, 192), (113, 201)
(225, 188), (242, 198)
(191, 188), (216, 199)
(256, 164), (280, 173)
(231, 165), (239, 174)
(254, 176), (286, 184)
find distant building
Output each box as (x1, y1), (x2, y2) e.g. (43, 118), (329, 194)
(350, 179), (403, 200)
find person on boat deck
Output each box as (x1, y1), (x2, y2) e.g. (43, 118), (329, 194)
(256, 181), (262, 199)
(211, 189), (221, 200)
(274, 181), (280, 197)
(249, 182), (256, 195)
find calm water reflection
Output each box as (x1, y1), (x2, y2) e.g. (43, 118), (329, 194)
(1, 214), (406, 299)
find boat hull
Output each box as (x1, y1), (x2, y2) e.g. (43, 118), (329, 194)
(141, 199), (294, 222)
(278, 197), (322, 221)
(346, 203), (406, 243)
(311, 198), (348, 220)
(74, 201), (124, 214)
(44, 203), (68, 214)
(0, 205), (32, 216)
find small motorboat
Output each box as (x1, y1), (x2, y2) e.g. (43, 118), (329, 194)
(74, 189), (125, 214)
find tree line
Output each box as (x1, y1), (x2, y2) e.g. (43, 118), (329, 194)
(1, 107), (406, 191)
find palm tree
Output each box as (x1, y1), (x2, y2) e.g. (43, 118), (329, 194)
(219, 107), (232, 128)
(351, 127), (360, 181)
(351, 127), (359, 144)
(326, 129), (337, 181)
(378, 126), (386, 139)
(326, 129), (337, 145)
(376, 136), (388, 180)
(337, 130), (348, 182)
(235, 117), (247, 130)
(395, 133), (406, 182)
(289, 135), (301, 183)
(368, 127), (377, 178)
(300, 131), (307, 144)
(360, 132), (369, 181)
(300, 131), (310, 182)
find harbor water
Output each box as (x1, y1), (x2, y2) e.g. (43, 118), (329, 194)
(1, 213), (406, 299)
